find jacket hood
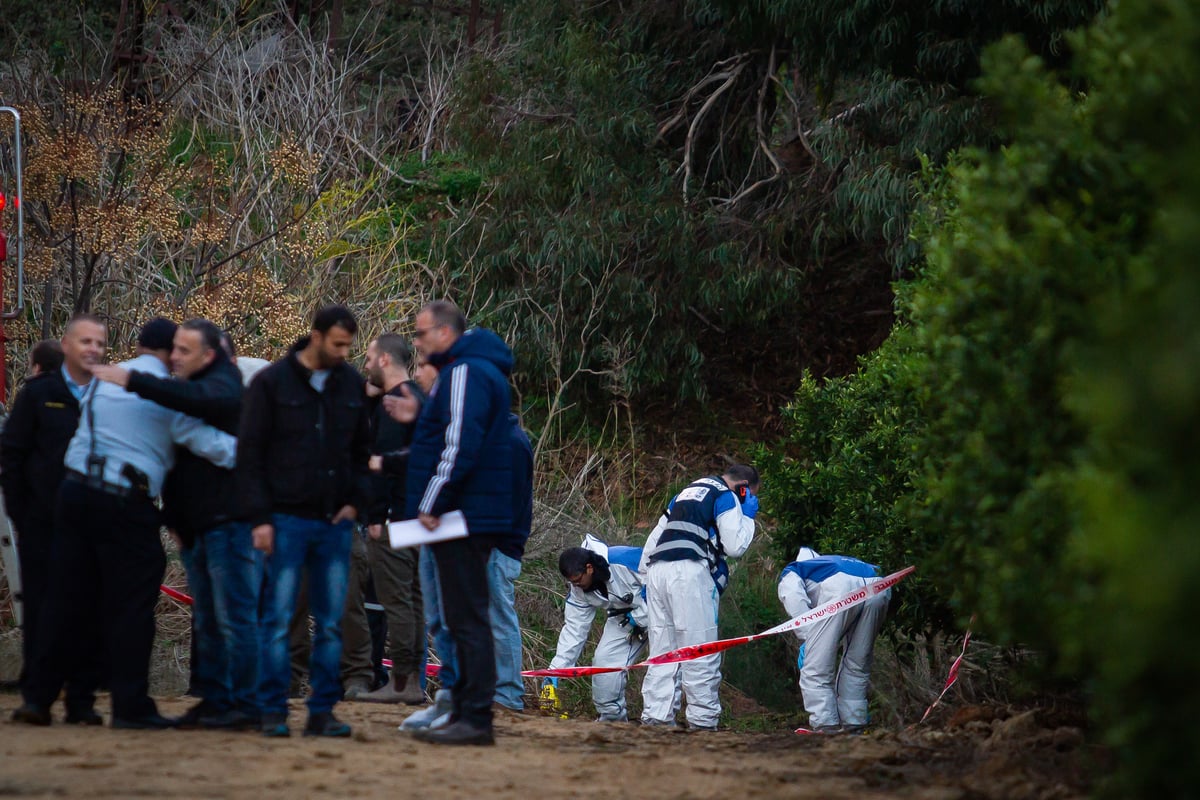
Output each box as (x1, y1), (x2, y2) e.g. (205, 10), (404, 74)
(432, 327), (514, 376)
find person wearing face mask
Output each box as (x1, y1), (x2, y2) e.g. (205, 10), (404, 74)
(637, 464), (760, 731)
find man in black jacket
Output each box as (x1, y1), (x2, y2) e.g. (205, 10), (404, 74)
(91, 318), (257, 730)
(357, 332), (426, 704)
(238, 305), (371, 738)
(1, 314), (107, 725)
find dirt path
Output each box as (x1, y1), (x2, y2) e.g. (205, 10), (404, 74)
(0, 694), (1093, 800)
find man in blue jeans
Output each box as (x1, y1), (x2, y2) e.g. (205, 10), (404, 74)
(490, 413), (534, 712)
(92, 318), (260, 730)
(237, 305), (371, 738)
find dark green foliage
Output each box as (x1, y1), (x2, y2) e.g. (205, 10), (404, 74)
(417, 0), (1108, 424)
(1058, 2), (1200, 794)
(756, 322), (949, 634)
(719, 552), (802, 712)
(762, 0), (1200, 791)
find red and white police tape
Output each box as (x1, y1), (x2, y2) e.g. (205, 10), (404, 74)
(161, 565), (921, 690)
(911, 617), (974, 728)
(521, 565), (915, 679)
(160, 584), (193, 605)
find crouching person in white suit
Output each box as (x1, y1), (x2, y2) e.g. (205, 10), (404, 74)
(545, 534), (649, 722)
(777, 547), (891, 734)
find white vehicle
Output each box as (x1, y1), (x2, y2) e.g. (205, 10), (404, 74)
(0, 479), (23, 626)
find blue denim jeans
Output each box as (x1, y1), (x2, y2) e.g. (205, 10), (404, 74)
(180, 522), (263, 713)
(488, 549), (524, 709)
(420, 545), (457, 689)
(258, 515), (352, 716)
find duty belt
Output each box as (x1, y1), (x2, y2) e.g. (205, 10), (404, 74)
(65, 469), (149, 500)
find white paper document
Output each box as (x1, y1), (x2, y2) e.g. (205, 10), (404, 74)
(388, 510), (469, 549)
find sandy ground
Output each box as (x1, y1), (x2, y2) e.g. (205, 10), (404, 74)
(0, 693), (1097, 800)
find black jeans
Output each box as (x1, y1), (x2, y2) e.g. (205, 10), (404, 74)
(431, 535), (495, 729)
(25, 480), (165, 719)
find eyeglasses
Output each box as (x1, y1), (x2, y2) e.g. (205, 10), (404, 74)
(413, 324), (445, 340)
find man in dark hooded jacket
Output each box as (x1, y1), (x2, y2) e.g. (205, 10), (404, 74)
(403, 300), (513, 746)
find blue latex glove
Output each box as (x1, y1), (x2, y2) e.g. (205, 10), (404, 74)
(742, 492), (760, 519)
(542, 677), (559, 689)
(796, 643), (806, 671)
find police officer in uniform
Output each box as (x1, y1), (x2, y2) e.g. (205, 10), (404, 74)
(2, 315), (107, 724)
(12, 318), (238, 729)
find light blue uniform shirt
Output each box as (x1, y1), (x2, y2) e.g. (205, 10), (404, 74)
(63, 353), (238, 497)
(60, 364), (93, 402)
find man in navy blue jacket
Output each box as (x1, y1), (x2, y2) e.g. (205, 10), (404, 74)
(404, 300), (513, 746)
(490, 414), (534, 712)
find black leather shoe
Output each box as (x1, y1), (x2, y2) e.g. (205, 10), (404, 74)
(411, 719), (494, 746)
(112, 713), (177, 730)
(208, 709), (261, 731)
(11, 704), (52, 726)
(64, 708), (104, 726)
(175, 700), (221, 729)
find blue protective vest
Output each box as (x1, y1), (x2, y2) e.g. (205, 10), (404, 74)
(779, 555), (881, 586)
(647, 476), (730, 566)
(646, 476), (739, 593)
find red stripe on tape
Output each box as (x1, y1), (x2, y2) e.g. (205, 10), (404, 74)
(160, 585), (193, 605)
(911, 619), (974, 727)
(639, 635), (754, 667)
(522, 666), (627, 678)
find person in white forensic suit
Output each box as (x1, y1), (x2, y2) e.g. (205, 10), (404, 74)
(545, 534), (649, 722)
(777, 547), (892, 734)
(637, 464), (759, 730)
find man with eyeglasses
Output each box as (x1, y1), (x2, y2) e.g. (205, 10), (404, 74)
(402, 300), (514, 746)
(544, 534), (650, 722)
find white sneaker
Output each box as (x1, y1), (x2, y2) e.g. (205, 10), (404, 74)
(399, 690), (453, 731)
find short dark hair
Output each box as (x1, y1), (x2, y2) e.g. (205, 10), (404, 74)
(64, 313), (105, 336)
(180, 319), (225, 356)
(30, 340), (64, 373)
(724, 463), (759, 489)
(312, 304), (358, 335)
(219, 331), (236, 358)
(558, 547), (593, 578)
(423, 300), (466, 335)
(373, 333), (411, 367)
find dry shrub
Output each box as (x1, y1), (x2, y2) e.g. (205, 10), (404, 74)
(150, 533), (193, 696)
(871, 629), (1030, 728)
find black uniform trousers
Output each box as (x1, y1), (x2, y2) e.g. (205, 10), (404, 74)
(25, 480), (165, 720)
(431, 534), (496, 730)
(14, 508), (104, 713)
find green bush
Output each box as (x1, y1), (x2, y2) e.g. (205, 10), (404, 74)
(756, 321), (949, 635)
(762, 0), (1200, 792)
